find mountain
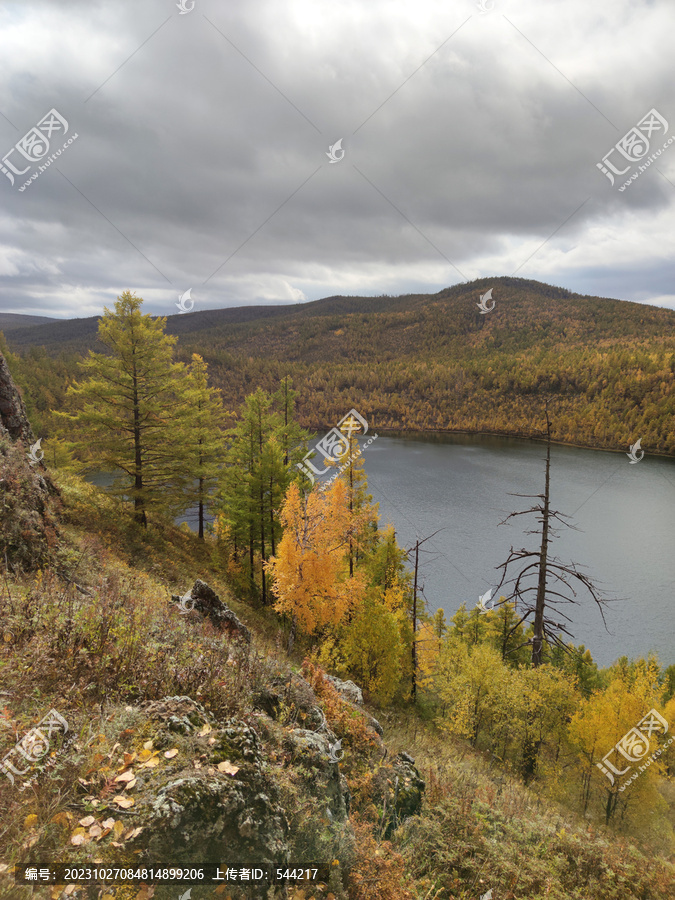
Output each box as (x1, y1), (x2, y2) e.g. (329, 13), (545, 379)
(4, 276), (675, 455)
(0, 312), (58, 331)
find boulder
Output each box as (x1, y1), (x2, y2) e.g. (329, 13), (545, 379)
(171, 580), (251, 643)
(283, 728), (350, 821)
(110, 698), (290, 890)
(325, 675), (363, 705)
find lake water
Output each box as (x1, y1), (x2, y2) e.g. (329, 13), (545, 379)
(355, 432), (675, 669)
(87, 433), (675, 668)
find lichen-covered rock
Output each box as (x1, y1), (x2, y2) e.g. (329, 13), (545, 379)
(372, 751), (425, 838)
(171, 580), (251, 643)
(0, 350), (34, 445)
(107, 701), (290, 892)
(325, 675), (363, 705)
(283, 728), (350, 821)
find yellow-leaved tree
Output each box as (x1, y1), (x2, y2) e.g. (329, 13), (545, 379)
(266, 480), (365, 636)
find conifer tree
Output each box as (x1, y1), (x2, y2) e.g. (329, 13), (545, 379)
(183, 353), (227, 539)
(58, 291), (188, 526)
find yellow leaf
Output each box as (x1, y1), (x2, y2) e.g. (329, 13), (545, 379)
(78, 815), (96, 827)
(142, 756), (160, 769)
(112, 821), (125, 838)
(112, 796), (134, 809)
(217, 761), (240, 776)
(164, 748), (179, 759)
(24, 814), (38, 829)
(124, 752), (136, 765)
(198, 723), (212, 736)
(70, 831), (87, 846)
(143, 740), (153, 750)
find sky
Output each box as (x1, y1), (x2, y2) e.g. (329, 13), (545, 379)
(0, 0), (674, 320)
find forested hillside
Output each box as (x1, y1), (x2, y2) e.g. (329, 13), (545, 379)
(4, 276), (675, 455)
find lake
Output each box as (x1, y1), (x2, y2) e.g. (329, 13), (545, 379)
(87, 432), (675, 668)
(354, 432), (675, 669)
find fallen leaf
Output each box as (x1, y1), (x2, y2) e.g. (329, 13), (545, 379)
(96, 827), (112, 842)
(110, 841), (123, 848)
(126, 826), (143, 840)
(89, 824), (103, 838)
(102, 817), (116, 829)
(112, 796), (134, 809)
(217, 761), (240, 776)
(124, 751), (136, 765)
(78, 815), (96, 827)
(50, 812), (70, 828)
(114, 770), (135, 783)
(198, 723), (212, 736)
(143, 740), (153, 750)
(208, 737), (217, 745)
(64, 885), (77, 895)
(0, 864), (9, 874)
(70, 832), (87, 846)
(142, 757), (159, 769)
(24, 814), (38, 829)
(125, 778), (137, 790)
(164, 748), (179, 759)
(112, 821), (125, 838)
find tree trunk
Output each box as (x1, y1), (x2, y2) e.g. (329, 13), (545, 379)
(532, 408), (551, 666)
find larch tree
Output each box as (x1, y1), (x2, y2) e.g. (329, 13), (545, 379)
(183, 353), (227, 539)
(58, 291), (189, 526)
(266, 480), (365, 638)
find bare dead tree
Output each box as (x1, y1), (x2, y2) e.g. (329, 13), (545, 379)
(493, 402), (613, 669)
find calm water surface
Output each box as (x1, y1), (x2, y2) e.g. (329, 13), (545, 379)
(354, 432), (675, 669)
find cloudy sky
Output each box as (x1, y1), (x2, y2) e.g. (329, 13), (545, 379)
(0, 0), (673, 319)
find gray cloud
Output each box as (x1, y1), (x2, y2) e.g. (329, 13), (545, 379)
(1, 0), (674, 318)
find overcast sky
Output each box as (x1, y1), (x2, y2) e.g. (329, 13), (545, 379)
(0, 0), (673, 319)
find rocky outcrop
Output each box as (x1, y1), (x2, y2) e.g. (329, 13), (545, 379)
(171, 580), (251, 643)
(120, 697), (289, 880)
(325, 675), (363, 705)
(0, 350), (34, 445)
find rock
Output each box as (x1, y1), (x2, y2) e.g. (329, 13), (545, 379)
(111, 700), (290, 888)
(372, 751), (425, 838)
(172, 580), (251, 643)
(325, 675), (363, 705)
(283, 728), (350, 821)
(0, 350), (35, 445)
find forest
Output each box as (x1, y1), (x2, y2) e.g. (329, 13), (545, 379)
(4, 276), (675, 458)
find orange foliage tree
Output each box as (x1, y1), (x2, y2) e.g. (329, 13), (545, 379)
(266, 480), (365, 635)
